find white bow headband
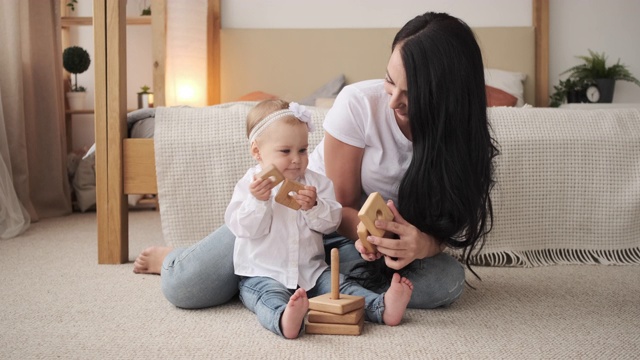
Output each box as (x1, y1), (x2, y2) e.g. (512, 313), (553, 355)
(248, 102), (314, 143)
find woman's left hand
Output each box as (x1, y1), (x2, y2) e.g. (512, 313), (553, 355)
(366, 200), (442, 270)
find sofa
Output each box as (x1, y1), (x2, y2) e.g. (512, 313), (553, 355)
(152, 102), (640, 268)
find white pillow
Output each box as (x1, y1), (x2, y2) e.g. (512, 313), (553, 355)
(484, 68), (526, 107)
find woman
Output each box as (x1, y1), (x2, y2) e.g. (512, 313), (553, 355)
(134, 11), (497, 310)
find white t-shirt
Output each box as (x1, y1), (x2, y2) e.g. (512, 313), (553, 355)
(308, 79), (413, 205)
(225, 165), (342, 290)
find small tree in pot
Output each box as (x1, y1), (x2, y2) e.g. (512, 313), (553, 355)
(562, 50), (640, 103)
(63, 46), (91, 92)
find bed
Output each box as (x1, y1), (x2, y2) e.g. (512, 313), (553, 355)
(92, 0), (550, 264)
(69, 109), (156, 213)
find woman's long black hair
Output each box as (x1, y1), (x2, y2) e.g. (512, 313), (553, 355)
(349, 12), (498, 289)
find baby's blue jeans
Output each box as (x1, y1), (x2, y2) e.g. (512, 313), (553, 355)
(238, 269), (385, 338)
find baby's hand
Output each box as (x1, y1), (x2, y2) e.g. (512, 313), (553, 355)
(355, 238), (382, 262)
(250, 176), (274, 201)
(295, 185), (317, 211)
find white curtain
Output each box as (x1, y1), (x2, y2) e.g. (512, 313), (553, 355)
(0, 86), (30, 239)
(0, 0), (71, 239)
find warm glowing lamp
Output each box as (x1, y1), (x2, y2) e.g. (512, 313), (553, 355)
(165, 0), (208, 107)
(177, 84), (196, 103)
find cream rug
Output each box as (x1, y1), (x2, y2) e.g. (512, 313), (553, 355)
(1, 211), (638, 359)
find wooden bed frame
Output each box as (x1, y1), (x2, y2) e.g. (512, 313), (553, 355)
(93, 0), (549, 264)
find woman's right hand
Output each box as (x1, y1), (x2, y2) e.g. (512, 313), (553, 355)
(366, 200), (443, 270)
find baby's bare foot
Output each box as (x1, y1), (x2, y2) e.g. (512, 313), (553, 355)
(281, 288), (309, 339)
(133, 246), (173, 274)
(382, 273), (414, 326)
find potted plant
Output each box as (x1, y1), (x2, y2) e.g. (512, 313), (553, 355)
(549, 77), (588, 107)
(137, 85), (154, 108)
(561, 50), (640, 103)
(63, 46), (91, 110)
(139, 0), (151, 15)
(66, 0), (78, 12)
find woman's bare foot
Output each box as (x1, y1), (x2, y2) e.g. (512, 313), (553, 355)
(382, 273), (414, 326)
(281, 288), (309, 339)
(133, 246), (173, 274)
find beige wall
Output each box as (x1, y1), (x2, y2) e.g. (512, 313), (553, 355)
(67, 0), (640, 150)
(221, 0), (532, 28)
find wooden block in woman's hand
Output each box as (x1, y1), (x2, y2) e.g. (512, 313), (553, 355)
(358, 192), (393, 237)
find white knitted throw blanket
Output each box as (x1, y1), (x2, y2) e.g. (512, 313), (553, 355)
(469, 107), (640, 266)
(154, 104), (640, 267)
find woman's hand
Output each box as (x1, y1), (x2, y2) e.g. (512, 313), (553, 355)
(366, 200), (442, 270)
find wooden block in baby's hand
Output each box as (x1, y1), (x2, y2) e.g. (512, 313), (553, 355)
(357, 221), (376, 253)
(275, 179), (305, 210)
(256, 164), (284, 185)
(358, 192), (394, 237)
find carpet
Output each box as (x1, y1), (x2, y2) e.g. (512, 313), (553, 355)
(1, 211), (639, 359)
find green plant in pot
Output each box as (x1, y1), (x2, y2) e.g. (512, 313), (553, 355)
(63, 46), (91, 110)
(63, 46), (91, 92)
(137, 85), (154, 108)
(66, 0), (78, 12)
(561, 50), (640, 103)
(549, 77), (588, 107)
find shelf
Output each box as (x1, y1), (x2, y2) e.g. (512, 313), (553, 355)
(66, 109), (95, 115)
(61, 16), (151, 27)
(65, 109), (138, 115)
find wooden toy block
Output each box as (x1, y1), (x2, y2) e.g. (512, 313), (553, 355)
(357, 192), (393, 237)
(308, 293), (365, 315)
(357, 221), (376, 253)
(305, 316), (364, 336)
(256, 164), (284, 185)
(308, 249), (365, 315)
(274, 179), (305, 210)
(308, 308), (364, 325)
(257, 164), (304, 210)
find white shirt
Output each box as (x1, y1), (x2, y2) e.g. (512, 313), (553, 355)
(225, 165), (342, 290)
(308, 79), (413, 205)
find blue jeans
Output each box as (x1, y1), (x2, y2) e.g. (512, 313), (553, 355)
(161, 225), (465, 309)
(239, 270), (385, 338)
(323, 234), (466, 309)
